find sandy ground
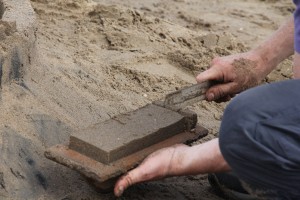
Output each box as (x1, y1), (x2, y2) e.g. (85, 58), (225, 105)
(0, 0), (295, 199)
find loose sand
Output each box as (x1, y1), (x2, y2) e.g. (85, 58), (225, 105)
(0, 0), (295, 199)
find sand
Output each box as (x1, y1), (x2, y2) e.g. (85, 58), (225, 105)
(0, 0), (294, 199)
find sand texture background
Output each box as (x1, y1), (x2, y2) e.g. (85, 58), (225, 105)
(0, 0), (295, 199)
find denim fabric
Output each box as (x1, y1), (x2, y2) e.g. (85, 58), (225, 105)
(294, 0), (300, 52)
(219, 80), (300, 200)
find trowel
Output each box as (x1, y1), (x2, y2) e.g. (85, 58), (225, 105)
(45, 81), (211, 192)
(162, 81), (211, 109)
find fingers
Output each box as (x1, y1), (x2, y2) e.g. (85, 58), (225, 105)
(196, 67), (231, 102)
(114, 147), (177, 197)
(196, 67), (223, 84)
(206, 82), (236, 101)
(114, 167), (144, 197)
(214, 95), (232, 103)
(196, 65), (237, 102)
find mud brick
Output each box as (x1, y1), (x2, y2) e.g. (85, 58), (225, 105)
(69, 104), (197, 164)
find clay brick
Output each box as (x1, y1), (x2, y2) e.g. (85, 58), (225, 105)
(69, 104), (197, 164)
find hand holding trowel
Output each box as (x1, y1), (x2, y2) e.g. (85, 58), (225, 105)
(160, 81), (213, 110)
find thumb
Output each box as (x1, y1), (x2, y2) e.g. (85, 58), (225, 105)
(114, 167), (144, 197)
(206, 82), (236, 101)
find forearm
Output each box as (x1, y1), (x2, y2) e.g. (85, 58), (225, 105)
(169, 139), (230, 176)
(253, 17), (294, 75)
(293, 52), (300, 78)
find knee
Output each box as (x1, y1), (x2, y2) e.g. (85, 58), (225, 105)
(219, 92), (252, 137)
(219, 118), (251, 170)
(218, 92), (256, 161)
(222, 89), (256, 123)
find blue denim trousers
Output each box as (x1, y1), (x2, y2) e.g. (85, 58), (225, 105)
(219, 79), (300, 200)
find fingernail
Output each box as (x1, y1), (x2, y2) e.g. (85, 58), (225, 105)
(117, 186), (124, 197)
(207, 93), (214, 101)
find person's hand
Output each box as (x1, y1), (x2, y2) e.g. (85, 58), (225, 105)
(196, 51), (269, 102)
(114, 144), (188, 197)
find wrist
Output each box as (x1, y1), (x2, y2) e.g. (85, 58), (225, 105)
(234, 49), (274, 82)
(293, 52), (300, 79)
(167, 144), (189, 176)
(249, 47), (278, 79)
